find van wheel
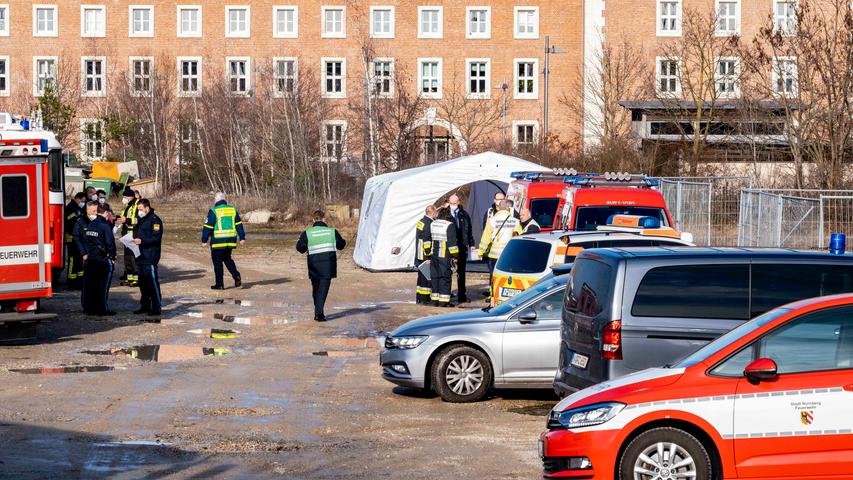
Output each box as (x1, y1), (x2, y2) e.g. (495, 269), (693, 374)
(431, 345), (492, 403)
(618, 427), (711, 480)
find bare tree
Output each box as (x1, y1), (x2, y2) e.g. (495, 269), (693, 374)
(437, 67), (506, 152)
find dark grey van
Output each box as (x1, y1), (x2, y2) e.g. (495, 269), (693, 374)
(554, 247), (853, 397)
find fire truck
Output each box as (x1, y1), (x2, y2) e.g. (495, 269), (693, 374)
(0, 113), (64, 340)
(506, 170), (674, 232)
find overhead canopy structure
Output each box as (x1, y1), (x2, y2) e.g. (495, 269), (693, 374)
(353, 152), (549, 271)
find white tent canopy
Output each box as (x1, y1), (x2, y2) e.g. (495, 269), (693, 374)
(353, 152), (549, 271)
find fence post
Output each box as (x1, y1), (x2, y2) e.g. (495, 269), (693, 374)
(776, 194), (783, 247)
(677, 182), (683, 232)
(819, 195), (825, 249)
(706, 186), (712, 245)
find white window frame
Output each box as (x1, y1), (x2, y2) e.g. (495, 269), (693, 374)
(321, 6), (346, 38)
(715, 0), (740, 36)
(321, 57), (346, 98)
(513, 58), (539, 100)
(465, 58), (491, 99)
(417, 57), (442, 99)
(417, 6), (443, 39)
(320, 120), (347, 161)
(714, 56), (740, 98)
(80, 118), (106, 162)
(0, 56), (9, 97)
(656, 56), (681, 97)
(0, 5), (9, 37)
(225, 5), (251, 38)
(772, 56), (798, 97)
(512, 120), (540, 148)
(33, 4), (58, 37)
(80, 5), (106, 38)
(32, 56), (57, 96)
(273, 5), (298, 38)
(656, 0), (681, 36)
(176, 5), (202, 38)
(129, 56), (154, 97)
(177, 56), (202, 97)
(128, 5), (154, 37)
(773, 0), (797, 36)
(513, 7), (539, 39)
(369, 6), (395, 39)
(370, 57), (394, 98)
(272, 57), (298, 97)
(81, 56), (107, 98)
(466, 6), (491, 39)
(226, 56), (251, 96)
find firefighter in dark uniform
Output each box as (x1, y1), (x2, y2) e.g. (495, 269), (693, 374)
(415, 205), (436, 304)
(430, 207), (459, 307)
(296, 210), (347, 321)
(117, 187), (140, 287)
(82, 204), (117, 316)
(73, 201), (98, 312)
(448, 194), (475, 303)
(202, 192), (246, 289)
(64, 192), (87, 289)
(133, 199), (163, 316)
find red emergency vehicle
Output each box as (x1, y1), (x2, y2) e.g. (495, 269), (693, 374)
(0, 114), (64, 339)
(506, 171), (673, 232)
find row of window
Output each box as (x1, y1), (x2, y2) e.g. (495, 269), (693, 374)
(0, 56), (542, 101)
(0, 4), (540, 40)
(655, 56), (798, 97)
(657, 0), (796, 36)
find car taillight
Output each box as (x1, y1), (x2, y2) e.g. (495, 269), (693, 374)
(16, 300), (38, 312)
(602, 320), (622, 360)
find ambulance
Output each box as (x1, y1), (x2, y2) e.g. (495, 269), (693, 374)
(506, 171), (673, 232)
(0, 114), (64, 340)
(490, 215), (693, 306)
(540, 293), (853, 479)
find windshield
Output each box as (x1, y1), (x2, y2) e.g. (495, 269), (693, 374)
(495, 239), (552, 274)
(530, 198), (560, 229)
(490, 276), (568, 316)
(574, 206), (669, 231)
(672, 308), (791, 368)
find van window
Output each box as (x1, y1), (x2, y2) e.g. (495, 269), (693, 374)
(495, 239), (552, 274)
(574, 206), (669, 231)
(566, 258), (613, 317)
(632, 264), (750, 320)
(529, 198), (560, 229)
(1, 175), (29, 219)
(750, 264), (853, 317)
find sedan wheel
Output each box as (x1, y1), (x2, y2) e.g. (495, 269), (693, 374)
(619, 428), (712, 480)
(432, 345), (493, 403)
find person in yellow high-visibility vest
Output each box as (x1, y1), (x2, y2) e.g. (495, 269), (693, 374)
(201, 192), (246, 290)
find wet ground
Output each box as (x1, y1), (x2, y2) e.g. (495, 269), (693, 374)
(0, 237), (555, 479)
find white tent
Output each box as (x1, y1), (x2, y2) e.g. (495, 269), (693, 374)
(353, 152), (549, 271)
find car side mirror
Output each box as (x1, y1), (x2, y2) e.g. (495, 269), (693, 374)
(744, 358), (778, 384)
(518, 307), (537, 324)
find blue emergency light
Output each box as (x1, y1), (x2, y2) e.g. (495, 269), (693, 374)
(644, 178), (661, 187)
(526, 172), (543, 180)
(510, 171), (527, 179)
(39, 139), (48, 153)
(563, 176), (591, 185)
(829, 233), (846, 255)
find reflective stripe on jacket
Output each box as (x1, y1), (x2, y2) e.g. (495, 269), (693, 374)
(478, 210), (522, 259)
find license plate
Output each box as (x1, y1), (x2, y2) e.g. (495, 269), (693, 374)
(538, 439), (545, 459)
(571, 353), (589, 369)
(501, 287), (521, 298)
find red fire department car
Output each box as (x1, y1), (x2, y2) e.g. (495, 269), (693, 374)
(0, 114), (64, 339)
(506, 171), (673, 232)
(540, 293), (853, 479)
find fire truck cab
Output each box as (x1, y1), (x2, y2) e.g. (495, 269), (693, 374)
(0, 114), (63, 340)
(506, 171), (673, 232)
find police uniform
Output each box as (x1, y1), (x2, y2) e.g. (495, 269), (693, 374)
(64, 199), (85, 288)
(296, 221), (346, 321)
(429, 219), (458, 306)
(134, 208), (164, 315)
(119, 194), (140, 286)
(202, 199), (246, 288)
(82, 215), (117, 316)
(414, 215), (433, 304)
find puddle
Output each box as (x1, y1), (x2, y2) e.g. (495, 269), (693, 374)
(311, 351), (357, 358)
(94, 440), (173, 447)
(82, 345), (231, 362)
(175, 297), (296, 308)
(333, 329), (380, 340)
(507, 403), (556, 416)
(187, 328), (239, 339)
(214, 313), (290, 325)
(10, 366), (118, 374)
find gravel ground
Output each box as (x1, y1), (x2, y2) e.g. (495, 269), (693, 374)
(0, 236), (556, 479)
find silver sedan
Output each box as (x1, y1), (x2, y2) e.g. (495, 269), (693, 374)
(380, 274), (568, 402)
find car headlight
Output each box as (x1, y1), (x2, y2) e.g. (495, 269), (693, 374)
(384, 335), (429, 350)
(548, 402), (626, 429)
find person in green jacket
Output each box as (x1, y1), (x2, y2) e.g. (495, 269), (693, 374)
(296, 210), (346, 321)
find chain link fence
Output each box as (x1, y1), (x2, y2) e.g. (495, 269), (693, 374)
(658, 176), (751, 246)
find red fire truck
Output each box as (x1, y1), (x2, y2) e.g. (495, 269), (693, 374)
(0, 114), (64, 340)
(506, 170), (674, 232)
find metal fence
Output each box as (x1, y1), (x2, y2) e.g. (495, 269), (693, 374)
(658, 176), (752, 246)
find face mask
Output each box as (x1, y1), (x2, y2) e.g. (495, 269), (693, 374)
(98, 198), (106, 205)
(87, 214), (97, 221)
(138, 210), (147, 218)
(77, 201), (86, 208)
(450, 205), (458, 212)
(122, 198), (130, 205)
(90, 194), (98, 201)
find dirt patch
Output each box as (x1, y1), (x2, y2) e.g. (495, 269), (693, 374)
(198, 407), (280, 417)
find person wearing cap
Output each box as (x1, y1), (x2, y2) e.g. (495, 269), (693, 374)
(115, 187), (140, 287)
(296, 210), (346, 321)
(64, 192), (87, 289)
(202, 192), (246, 290)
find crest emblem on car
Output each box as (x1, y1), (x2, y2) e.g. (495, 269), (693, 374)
(800, 410), (814, 425)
